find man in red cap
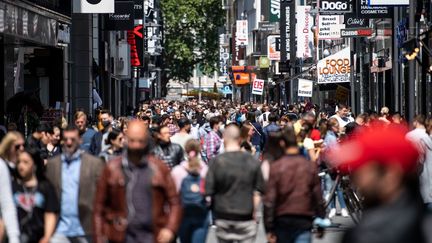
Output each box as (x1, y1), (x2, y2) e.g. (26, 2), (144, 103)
(328, 125), (427, 243)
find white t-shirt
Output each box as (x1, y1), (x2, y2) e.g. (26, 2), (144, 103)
(171, 133), (194, 150)
(259, 112), (271, 128)
(303, 138), (315, 151)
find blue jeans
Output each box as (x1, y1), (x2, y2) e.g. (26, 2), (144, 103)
(324, 174), (346, 209)
(178, 210), (209, 243)
(274, 228), (311, 243)
(253, 145), (261, 160)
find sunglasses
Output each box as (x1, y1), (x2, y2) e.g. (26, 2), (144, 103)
(14, 144), (24, 150)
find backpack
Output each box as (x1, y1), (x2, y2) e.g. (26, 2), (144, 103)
(180, 172), (206, 209)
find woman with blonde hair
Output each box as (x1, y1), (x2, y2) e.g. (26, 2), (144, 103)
(171, 139), (209, 243)
(0, 132), (25, 243)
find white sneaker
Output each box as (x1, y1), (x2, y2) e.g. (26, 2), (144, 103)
(329, 208), (337, 218)
(341, 208), (349, 218)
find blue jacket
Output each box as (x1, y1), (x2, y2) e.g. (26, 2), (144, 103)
(250, 122), (264, 147)
(263, 122), (281, 146)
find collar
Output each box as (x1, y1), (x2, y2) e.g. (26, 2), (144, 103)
(62, 149), (83, 163)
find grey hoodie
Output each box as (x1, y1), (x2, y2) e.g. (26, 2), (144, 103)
(406, 128), (432, 204)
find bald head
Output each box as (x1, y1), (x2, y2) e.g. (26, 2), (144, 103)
(223, 124), (240, 143)
(126, 120), (149, 152)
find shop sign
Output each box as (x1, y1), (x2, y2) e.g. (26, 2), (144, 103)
(319, 0), (353, 14)
(127, 25), (144, 67)
(252, 79), (264, 96)
(267, 35), (281, 61)
(298, 79), (313, 97)
(133, 0), (144, 19)
(356, 0), (393, 19)
(259, 22), (278, 32)
(340, 28), (373, 37)
(344, 14), (369, 28)
(106, 1), (134, 30)
(221, 85), (233, 94)
(259, 57), (270, 69)
(234, 72), (250, 85)
(318, 15), (344, 40)
(317, 47), (351, 84)
(236, 20), (248, 45)
(57, 23), (70, 45)
(296, 6), (313, 59)
(73, 0), (114, 13)
(270, 0), (280, 22)
(368, 0), (408, 5)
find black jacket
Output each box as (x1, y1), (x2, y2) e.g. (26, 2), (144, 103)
(153, 142), (184, 169)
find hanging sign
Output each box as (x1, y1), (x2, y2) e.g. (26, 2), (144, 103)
(298, 79), (313, 97)
(73, 0), (114, 13)
(317, 47), (351, 84)
(344, 14), (369, 28)
(127, 25), (144, 67)
(236, 20), (248, 45)
(356, 0), (393, 18)
(296, 6), (314, 59)
(319, 0), (353, 14)
(106, 1), (134, 30)
(252, 79), (264, 95)
(267, 35), (281, 60)
(318, 15), (344, 40)
(368, 0), (408, 5)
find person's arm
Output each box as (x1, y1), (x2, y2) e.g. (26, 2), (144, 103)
(40, 213), (57, 243)
(93, 167), (109, 243)
(263, 166), (277, 235)
(0, 162), (20, 243)
(159, 162), (182, 243)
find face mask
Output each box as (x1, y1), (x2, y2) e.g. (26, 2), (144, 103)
(102, 120), (111, 129)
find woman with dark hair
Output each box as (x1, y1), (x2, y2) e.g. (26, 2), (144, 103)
(246, 112), (264, 159)
(98, 128), (124, 163)
(12, 149), (59, 243)
(240, 122), (256, 155)
(261, 130), (288, 181)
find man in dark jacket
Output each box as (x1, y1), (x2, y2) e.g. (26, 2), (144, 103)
(264, 127), (325, 243)
(153, 125), (184, 169)
(328, 125), (428, 243)
(93, 121), (181, 243)
(263, 113), (280, 146)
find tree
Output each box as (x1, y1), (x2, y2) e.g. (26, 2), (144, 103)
(161, 0), (225, 85)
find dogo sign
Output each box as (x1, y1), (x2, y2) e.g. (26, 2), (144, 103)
(319, 0), (352, 14)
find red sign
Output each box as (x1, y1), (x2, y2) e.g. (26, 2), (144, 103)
(127, 25), (144, 67)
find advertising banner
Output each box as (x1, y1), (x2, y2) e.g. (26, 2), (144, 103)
(106, 1), (134, 30)
(368, 0), (408, 5)
(127, 25), (144, 67)
(340, 28), (373, 37)
(317, 47), (351, 84)
(252, 79), (264, 96)
(298, 79), (313, 97)
(296, 6), (314, 59)
(319, 0), (353, 14)
(356, 0), (393, 18)
(73, 0), (114, 13)
(270, 0), (280, 22)
(267, 35), (281, 61)
(318, 15), (344, 40)
(236, 20), (248, 45)
(133, 0), (144, 19)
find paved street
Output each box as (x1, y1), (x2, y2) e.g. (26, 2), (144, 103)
(205, 216), (353, 243)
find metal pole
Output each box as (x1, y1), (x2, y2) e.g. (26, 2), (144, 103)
(393, 7), (400, 112)
(408, 0), (416, 122)
(350, 38), (356, 114)
(359, 40), (365, 113)
(289, 0), (296, 105)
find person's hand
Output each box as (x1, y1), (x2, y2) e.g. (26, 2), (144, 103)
(39, 236), (50, 243)
(266, 233), (277, 243)
(157, 228), (174, 243)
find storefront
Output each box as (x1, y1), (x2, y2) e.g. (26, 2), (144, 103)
(0, 0), (71, 133)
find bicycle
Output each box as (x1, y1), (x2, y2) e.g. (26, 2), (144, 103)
(319, 170), (363, 224)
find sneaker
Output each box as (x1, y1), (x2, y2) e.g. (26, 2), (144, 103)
(341, 208), (349, 218)
(329, 208), (336, 218)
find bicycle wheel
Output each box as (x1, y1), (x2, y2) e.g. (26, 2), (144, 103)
(343, 188), (362, 224)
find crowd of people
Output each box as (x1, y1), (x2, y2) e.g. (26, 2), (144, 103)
(0, 98), (432, 243)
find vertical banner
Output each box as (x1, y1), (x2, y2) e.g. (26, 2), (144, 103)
(127, 25), (144, 67)
(279, 0), (289, 62)
(236, 20), (248, 45)
(270, 0), (281, 22)
(297, 79), (313, 97)
(296, 6), (313, 59)
(252, 79), (264, 95)
(267, 35), (281, 60)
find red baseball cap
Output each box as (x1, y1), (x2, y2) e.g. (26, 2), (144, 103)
(327, 125), (419, 174)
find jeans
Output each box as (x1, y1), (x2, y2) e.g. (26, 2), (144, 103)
(50, 234), (91, 243)
(178, 210), (209, 243)
(324, 174), (346, 209)
(274, 228), (311, 243)
(253, 145), (261, 160)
